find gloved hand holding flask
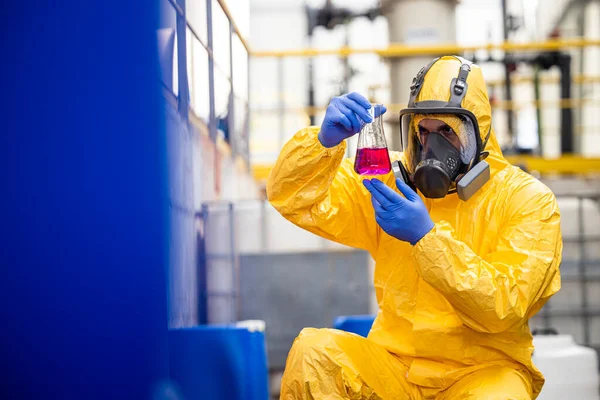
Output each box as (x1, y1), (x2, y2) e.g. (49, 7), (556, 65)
(354, 103), (391, 175)
(318, 92), (387, 149)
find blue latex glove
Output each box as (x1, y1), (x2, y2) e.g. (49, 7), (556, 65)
(363, 178), (434, 245)
(318, 92), (387, 148)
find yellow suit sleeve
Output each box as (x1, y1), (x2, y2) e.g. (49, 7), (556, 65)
(413, 187), (562, 334)
(267, 127), (379, 255)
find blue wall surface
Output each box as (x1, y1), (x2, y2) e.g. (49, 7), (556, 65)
(0, 1), (171, 398)
(165, 100), (200, 328)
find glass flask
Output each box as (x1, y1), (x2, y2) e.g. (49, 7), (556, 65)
(354, 103), (392, 175)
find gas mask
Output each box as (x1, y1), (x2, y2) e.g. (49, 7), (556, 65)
(413, 131), (462, 199)
(392, 56), (491, 201)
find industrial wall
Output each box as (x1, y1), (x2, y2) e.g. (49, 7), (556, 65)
(159, 0), (260, 328)
(165, 101), (198, 328)
(163, 90), (260, 329)
(250, 0), (390, 164)
(249, 0), (600, 160)
(202, 201), (373, 368)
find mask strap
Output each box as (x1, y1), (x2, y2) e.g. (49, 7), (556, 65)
(482, 127), (491, 149)
(477, 128), (492, 162)
(408, 57), (440, 107)
(478, 127), (492, 161)
(448, 59), (472, 107)
(448, 58), (489, 163)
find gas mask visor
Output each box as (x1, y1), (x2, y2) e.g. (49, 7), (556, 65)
(398, 102), (486, 199)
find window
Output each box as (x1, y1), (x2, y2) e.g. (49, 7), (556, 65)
(232, 33), (248, 101)
(187, 0), (207, 45)
(212, 0), (231, 78)
(188, 31), (210, 122)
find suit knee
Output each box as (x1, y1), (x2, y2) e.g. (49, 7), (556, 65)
(288, 328), (337, 361)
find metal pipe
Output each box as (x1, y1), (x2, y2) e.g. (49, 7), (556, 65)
(576, 7), (586, 155)
(188, 20), (195, 111)
(501, 0), (514, 141)
(207, 0), (216, 140)
(176, 0), (189, 117)
(534, 67), (542, 154)
(550, 0), (593, 34)
(578, 197), (590, 344)
(229, 21), (235, 154)
(186, 21), (212, 55)
(228, 202), (239, 323)
(308, 57), (315, 126)
(167, 0), (184, 17)
(277, 57), (285, 150)
(246, 41), (252, 167)
(198, 205), (209, 324)
(559, 54), (574, 154)
(307, 5), (316, 126)
(343, 23), (350, 158)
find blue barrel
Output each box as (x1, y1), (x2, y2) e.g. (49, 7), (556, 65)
(169, 326), (269, 400)
(333, 315), (376, 338)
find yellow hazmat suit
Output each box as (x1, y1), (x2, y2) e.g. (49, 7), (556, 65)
(267, 56), (562, 399)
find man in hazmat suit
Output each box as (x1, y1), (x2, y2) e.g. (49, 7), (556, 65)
(267, 56), (562, 399)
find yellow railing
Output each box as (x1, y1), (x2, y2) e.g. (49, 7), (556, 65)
(252, 156), (600, 182)
(505, 156), (600, 175)
(487, 74), (600, 87)
(369, 75), (600, 89)
(250, 38), (600, 58)
(219, 33), (600, 57)
(252, 97), (600, 120)
(216, 0), (250, 52)
(247, 38), (600, 183)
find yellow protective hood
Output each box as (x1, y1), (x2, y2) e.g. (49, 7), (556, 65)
(267, 56), (562, 399)
(412, 56), (507, 174)
(412, 113), (463, 137)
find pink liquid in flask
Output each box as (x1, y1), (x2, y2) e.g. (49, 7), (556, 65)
(354, 147), (392, 175)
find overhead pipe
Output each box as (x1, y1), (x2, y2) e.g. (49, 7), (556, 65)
(501, 0), (515, 141)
